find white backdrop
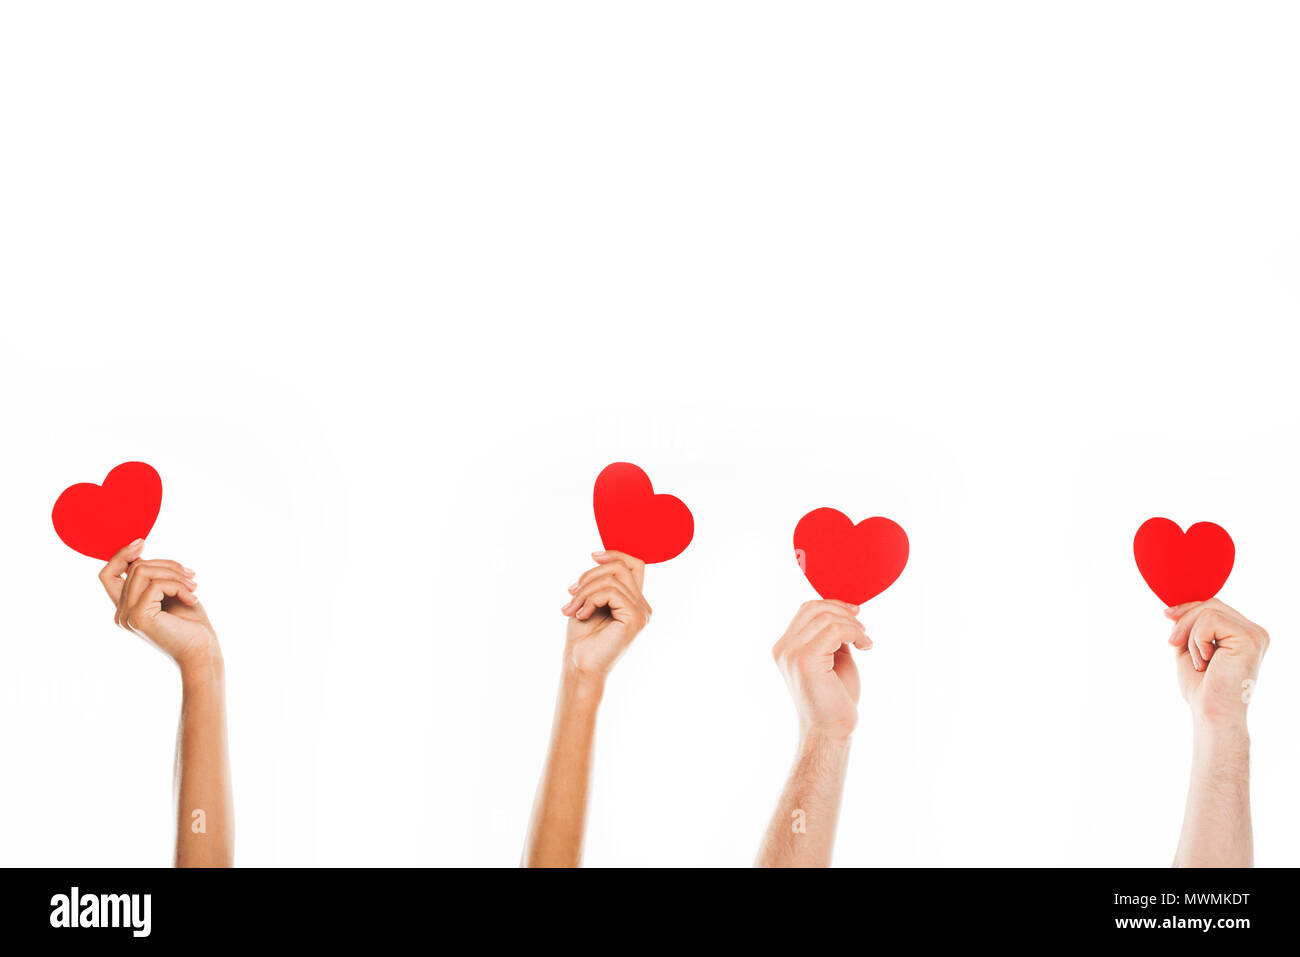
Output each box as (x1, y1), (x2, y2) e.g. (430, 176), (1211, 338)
(1, 2), (1298, 867)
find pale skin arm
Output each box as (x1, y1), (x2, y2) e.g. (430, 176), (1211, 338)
(522, 551), (651, 867)
(100, 539), (234, 867)
(1164, 598), (1269, 868)
(757, 599), (870, 868)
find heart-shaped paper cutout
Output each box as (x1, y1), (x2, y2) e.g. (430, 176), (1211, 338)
(592, 462), (693, 564)
(1133, 517), (1234, 607)
(52, 461), (163, 561)
(794, 508), (909, 605)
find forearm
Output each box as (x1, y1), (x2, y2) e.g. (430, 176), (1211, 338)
(757, 732), (852, 867)
(173, 650), (234, 867)
(522, 671), (604, 867)
(1174, 720), (1252, 868)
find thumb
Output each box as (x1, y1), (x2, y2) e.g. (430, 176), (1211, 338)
(98, 539), (145, 603)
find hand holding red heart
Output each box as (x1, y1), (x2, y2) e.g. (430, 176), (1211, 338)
(1164, 599), (1269, 728)
(1131, 517), (1266, 721)
(99, 539), (218, 671)
(772, 600), (870, 742)
(56, 458), (1269, 722)
(560, 550), (652, 681)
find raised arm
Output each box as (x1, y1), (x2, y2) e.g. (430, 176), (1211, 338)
(1164, 598), (1269, 868)
(522, 551), (650, 867)
(100, 539), (234, 867)
(757, 600), (869, 867)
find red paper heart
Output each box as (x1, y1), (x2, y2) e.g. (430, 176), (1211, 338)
(794, 508), (909, 605)
(52, 461), (163, 561)
(592, 462), (693, 564)
(1133, 517), (1234, 607)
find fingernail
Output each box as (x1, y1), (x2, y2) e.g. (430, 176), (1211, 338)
(567, 582), (579, 593)
(592, 551), (607, 558)
(183, 567), (195, 575)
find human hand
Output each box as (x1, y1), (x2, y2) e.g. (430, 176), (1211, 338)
(99, 539), (218, 671)
(559, 551), (651, 681)
(1165, 599), (1269, 728)
(772, 600), (871, 741)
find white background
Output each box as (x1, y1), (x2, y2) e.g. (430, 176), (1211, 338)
(1, 2), (1298, 867)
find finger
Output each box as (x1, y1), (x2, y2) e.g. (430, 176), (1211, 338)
(832, 643), (862, 679)
(126, 558), (195, 578)
(124, 564), (198, 606)
(807, 620), (865, 659)
(120, 572), (198, 626)
(834, 628), (873, 652)
(1165, 597), (1240, 623)
(789, 599), (860, 632)
(570, 560), (639, 597)
(574, 582), (645, 622)
(98, 538), (146, 602)
(562, 577), (617, 616)
(562, 577), (605, 615)
(570, 583), (646, 622)
(591, 550), (646, 588)
(774, 612), (864, 667)
(1163, 601), (1205, 621)
(1177, 611), (1212, 672)
(146, 578), (200, 606)
(129, 579), (199, 626)
(799, 611), (866, 642)
(116, 576), (197, 628)
(1188, 617), (1221, 669)
(1170, 607), (1206, 671)
(1168, 605), (1205, 653)
(772, 604), (864, 661)
(1196, 598), (1239, 619)
(571, 584), (626, 621)
(1172, 604), (1233, 668)
(565, 573), (646, 616)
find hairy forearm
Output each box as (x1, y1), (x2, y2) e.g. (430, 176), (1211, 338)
(522, 671), (604, 867)
(173, 650), (234, 867)
(1174, 720), (1251, 868)
(757, 732), (851, 867)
